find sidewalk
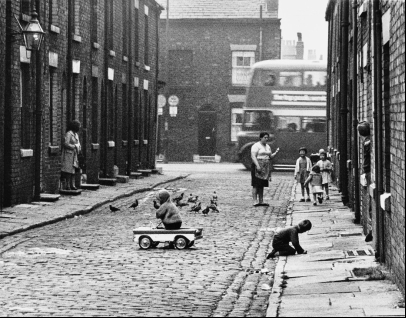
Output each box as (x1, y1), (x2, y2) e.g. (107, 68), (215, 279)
(0, 171), (187, 240)
(267, 184), (405, 317)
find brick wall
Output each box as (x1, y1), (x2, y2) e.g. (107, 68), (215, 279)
(0, 0), (5, 208)
(326, 0), (405, 296)
(0, 0), (162, 206)
(159, 19), (281, 162)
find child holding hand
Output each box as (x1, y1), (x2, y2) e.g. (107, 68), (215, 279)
(304, 165), (324, 205)
(294, 147), (312, 202)
(267, 219), (312, 258)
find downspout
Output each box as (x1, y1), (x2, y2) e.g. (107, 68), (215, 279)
(326, 12), (332, 149)
(339, 0), (349, 205)
(67, 0), (73, 122)
(34, 0), (43, 201)
(154, 7), (161, 169)
(372, 0), (384, 262)
(259, 5), (263, 61)
(127, 1), (133, 176)
(352, 0), (360, 223)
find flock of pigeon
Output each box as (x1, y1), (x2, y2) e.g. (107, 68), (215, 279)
(109, 191), (219, 217)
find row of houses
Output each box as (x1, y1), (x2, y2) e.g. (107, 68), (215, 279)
(325, 0), (405, 295)
(0, 0), (163, 207)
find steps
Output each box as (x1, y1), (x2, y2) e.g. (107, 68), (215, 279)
(193, 155), (221, 163)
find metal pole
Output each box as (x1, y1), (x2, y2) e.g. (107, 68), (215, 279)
(259, 5), (263, 61)
(163, 0), (169, 163)
(34, 0), (43, 201)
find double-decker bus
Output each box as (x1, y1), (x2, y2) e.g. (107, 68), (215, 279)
(237, 60), (327, 170)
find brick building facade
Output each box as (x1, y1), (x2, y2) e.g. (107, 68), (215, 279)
(0, 0), (162, 207)
(326, 0), (405, 295)
(156, 0), (281, 162)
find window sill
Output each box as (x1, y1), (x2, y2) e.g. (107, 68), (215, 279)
(73, 34), (82, 43)
(50, 25), (60, 34)
(144, 65), (151, 71)
(109, 50), (116, 57)
(93, 42), (100, 49)
(123, 56), (128, 62)
(20, 149), (33, 158)
(48, 145), (60, 155)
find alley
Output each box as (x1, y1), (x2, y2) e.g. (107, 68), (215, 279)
(0, 165), (293, 317)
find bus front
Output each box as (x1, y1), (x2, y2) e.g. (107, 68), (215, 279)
(237, 60), (327, 170)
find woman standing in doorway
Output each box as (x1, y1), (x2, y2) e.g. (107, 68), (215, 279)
(251, 132), (280, 207)
(61, 120), (81, 190)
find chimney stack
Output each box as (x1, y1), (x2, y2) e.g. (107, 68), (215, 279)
(296, 32), (304, 60)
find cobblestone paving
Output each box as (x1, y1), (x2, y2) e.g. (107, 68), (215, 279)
(0, 166), (293, 317)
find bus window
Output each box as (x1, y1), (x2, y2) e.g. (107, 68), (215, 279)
(302, 117), (327, 133)
(279, 72), (302, 87)
(243, 111), (274, 132)
(252, 70), (277, 87)
(275, 117), (301, 132)
(303, 71), (327, 87)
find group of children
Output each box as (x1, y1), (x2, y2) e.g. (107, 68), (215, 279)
(294, 147), (333, 206)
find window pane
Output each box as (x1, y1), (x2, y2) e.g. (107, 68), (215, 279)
(237, 56), (244, 66)
(301, 117), (326, 132)
(243, 57), (251, 66)
(279, 72), (302, 87)
(303, 71), (327, 87)
(276, 116), (301, 132)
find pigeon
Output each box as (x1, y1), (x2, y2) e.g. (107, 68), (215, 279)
(210, 199), (217, 207)
(188, 195), (199, 203)
(172, 192), (184, 205)
(129, 199), (139, 209)
(109, 205), (120, 212)
(190, 202), (202, 213)
(153, 200), (160, 210)
(209, 203), (219, 213)
(212, 191), (218, 204)
(202, 206), (210, 216)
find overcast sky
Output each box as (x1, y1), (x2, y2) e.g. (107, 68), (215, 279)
(279, 0), (329, 60)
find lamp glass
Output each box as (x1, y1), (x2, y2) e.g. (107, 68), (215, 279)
(23, 13), (45, 51)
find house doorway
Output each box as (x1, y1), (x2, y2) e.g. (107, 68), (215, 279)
(198, 105), (217, 156)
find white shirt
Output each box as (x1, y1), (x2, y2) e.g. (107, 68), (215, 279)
(251, 142), (271, 159)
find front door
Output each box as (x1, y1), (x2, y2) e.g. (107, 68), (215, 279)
(198, 110), (217, 156)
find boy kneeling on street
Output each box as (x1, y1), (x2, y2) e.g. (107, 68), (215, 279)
(266, 220), (312, 259)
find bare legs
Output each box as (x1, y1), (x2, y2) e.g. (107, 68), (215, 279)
(323, 184), (329, 199)
(252, 187), (264, 205)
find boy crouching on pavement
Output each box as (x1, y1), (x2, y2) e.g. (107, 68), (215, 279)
(266, 220), (312, 258)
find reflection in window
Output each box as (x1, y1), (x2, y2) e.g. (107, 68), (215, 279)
(303, 71), (327, 87)
(279, 72), (302, 87)
(243, 111), (274, 132)
(231, 108), (243, 142)
(276, 117), (301, 132)
(301, 117), (326, 133)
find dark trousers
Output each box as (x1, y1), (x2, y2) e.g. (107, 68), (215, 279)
(273, 242), (296, 256)
(164, 221), (182, 230)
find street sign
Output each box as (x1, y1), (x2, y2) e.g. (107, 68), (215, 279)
(168, 95), (179, 106)
(158, 94), (166, 108)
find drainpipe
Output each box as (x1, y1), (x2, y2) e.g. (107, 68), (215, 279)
(34, 0), (43, 201)
(352, 0), (360, 223)
(127, 1), (133, 176)
(372, 0), (384, 262)
(154, 7), (161, 169)
(67, 0), (73, 123)
(339, 0), (349, 205)
(326, 15), (332, 148)
(259, 5), (263, 61)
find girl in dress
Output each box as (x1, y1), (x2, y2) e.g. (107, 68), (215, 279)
(304, 165), (324, 206)
(294, 147), (312, 202)
(316, 150), (333, 200)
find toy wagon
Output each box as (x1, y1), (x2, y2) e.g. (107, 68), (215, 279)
(133, 227), (203, 250)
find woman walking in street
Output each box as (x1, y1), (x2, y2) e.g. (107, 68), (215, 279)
(60, 120), (81, 190)
(251, 132), (280, 207)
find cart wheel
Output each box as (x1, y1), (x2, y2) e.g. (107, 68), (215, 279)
(139, 236), (153, 250)
(174, 236), (189, 250)
(187, 241), (195, 248)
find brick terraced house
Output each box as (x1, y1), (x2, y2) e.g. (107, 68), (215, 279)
(0, 0), (163, 207)
(325, 0), (405, 295)
(156, 0), (281, 162)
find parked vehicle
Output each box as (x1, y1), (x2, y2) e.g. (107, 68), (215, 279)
(237, 60), (327, 170)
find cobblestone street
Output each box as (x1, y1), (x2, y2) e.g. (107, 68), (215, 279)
(0, 165), (293, 317)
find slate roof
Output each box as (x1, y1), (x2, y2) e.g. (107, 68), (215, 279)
(155, 0), (279, 20)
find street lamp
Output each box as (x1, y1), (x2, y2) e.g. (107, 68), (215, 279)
(22, 11), (45, 51)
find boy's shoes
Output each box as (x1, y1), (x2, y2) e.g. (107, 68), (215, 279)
(299, 197), (305, 202)
(318, 196), (323, 204)
(266, 249), (277, 259)
(326, 195), (330, 200)
(313, 202), (317, 206)
(306, 198), (311, 202)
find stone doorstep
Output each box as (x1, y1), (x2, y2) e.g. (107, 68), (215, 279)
(130, 172), (143, 179)
(80, 184), (100, 191)
(116, 175), (130, 183)
(59, 189), (82, 196)
(39, 194), (60, 202)
(98, 178), (117, 186)
(137, 169), (152, 177)
(363, 308), (405, 317)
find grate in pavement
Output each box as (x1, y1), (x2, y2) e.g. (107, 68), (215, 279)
(346, 249), (373, 257)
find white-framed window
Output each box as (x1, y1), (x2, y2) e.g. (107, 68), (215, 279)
(231, 108), (243, 142)
(232, 51), (255, 86)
